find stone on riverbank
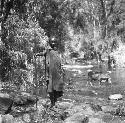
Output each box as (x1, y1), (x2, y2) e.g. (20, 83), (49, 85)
(62, 65), (93, 69)
(109, 94), (123, 100)
(89, 117), (104, 123)
(102, 105), (116, 113)
(0, 114), (14, 123)
(64, 103), (101, 123)
(65, 103), (95, 116)
(64, 112), (88, 123)
(56, 102), (74, 110)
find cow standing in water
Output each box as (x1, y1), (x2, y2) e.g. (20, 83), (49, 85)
(36, 45), (64, 107)
(87, 70), (112, 86)
(96, 51), (104, 63)
(108, 55), (116, 70)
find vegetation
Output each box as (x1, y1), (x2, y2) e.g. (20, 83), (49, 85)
(0, 0), (125, 122)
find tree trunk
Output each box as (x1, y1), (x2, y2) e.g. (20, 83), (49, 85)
(1, 21), (9, 49)
(99, 0), (107, 39)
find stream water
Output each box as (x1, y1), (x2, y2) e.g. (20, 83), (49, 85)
(91, 64), (125, 99)
(64, 61), (125, 102)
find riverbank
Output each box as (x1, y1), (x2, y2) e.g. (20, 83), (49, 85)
(61, 64), (125, 123)
(1, 64), (125, 123)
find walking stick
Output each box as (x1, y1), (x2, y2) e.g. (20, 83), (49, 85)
(34, 41), (39, 109)
(44, 51), (47, 96)
(34, 54), (38, 109)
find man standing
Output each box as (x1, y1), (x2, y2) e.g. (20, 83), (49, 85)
(36, 45), (64, 107)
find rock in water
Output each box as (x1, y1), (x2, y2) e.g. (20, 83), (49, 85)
(89, 117), (104, 123)
(108, 94), (123, 100)
(23, 114), (31, 123)
(56, 102), (74, 109)
(64, 112), (88, 123)
(1, 114), (14, 123)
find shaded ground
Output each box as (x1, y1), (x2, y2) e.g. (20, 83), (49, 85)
(1, 62), (125, 122)
(61, 62), (125, 123)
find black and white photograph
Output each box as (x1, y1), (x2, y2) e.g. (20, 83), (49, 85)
(0, 0), (125, 122)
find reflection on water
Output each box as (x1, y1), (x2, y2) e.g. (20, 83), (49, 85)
(111, 67), (125, 86)
(90, 62), (125, 86)
(64, 62), (125, 100)
(90, 63), (125, 98)
(77, 62), (125, 99)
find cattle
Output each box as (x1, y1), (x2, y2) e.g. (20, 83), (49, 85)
(87, 70), (111, 86)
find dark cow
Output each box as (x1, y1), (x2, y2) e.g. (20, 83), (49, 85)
(87, 70), (111, 86)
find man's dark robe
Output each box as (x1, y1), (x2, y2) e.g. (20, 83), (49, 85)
(46, 50), (64, 92)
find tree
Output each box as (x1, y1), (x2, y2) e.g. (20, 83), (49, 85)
(0, 0), (28, 81)
(31, 0), (68, 53)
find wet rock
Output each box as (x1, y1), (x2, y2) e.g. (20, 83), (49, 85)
(22, 114), (31, 123)
(21, 92), (31, 97)
(64, 112), (89, 123)
(56, 102), (74, 110)
(0, 93), (10, 98)
(85, 106), (96, 116)
(108, 117), (122, 123)
(93, 111), (105, 119)
(89, 103), (102, 112)
(89, 117), (104, 123)
(37, 98), (50, 108)
(62, 65), (93, 69)
(102, 113), (114, 122)
(66, 104), (95, 117)
(114, 105), (125, 116)
(109, 94), (123, 100)
(60, 111), (70, 121)
(102, 104), (125, 117)
(66, 105), (85, 115)
(102, 105), (116, 113)
(1, 114), (14, 123)
(109, 100), (125, 107)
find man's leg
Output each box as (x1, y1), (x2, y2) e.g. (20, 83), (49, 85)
(49, 90), (60, 107)
(49, 91), (55, 107)
(54, 90), (63, 102)
(53, 90), (58, 104)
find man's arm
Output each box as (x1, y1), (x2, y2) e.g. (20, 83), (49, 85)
(36, 51), (46, 57)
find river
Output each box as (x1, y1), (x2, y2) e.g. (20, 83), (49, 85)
(63, 61), (125, 102)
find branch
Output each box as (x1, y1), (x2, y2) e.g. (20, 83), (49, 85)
(3, 0), (14, 22)
(99, 0), (106, 24)
(0, 0), (5, 12)
(106, 0), (115, 19)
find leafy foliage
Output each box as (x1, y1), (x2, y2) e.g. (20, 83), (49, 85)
(0, 0), (125, 94)
(0, 0), (125, 122)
